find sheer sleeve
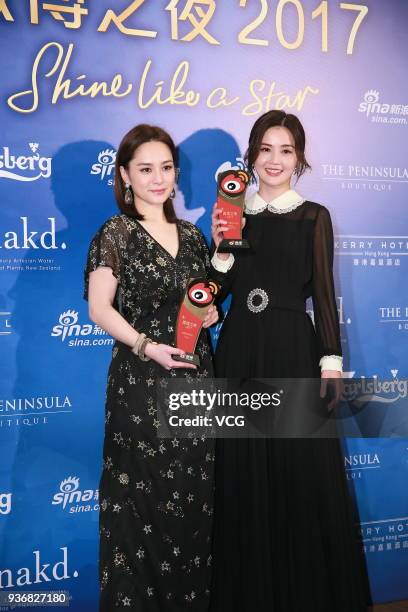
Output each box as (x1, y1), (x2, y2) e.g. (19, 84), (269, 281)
(83, 220), (121, 301)
(208, 240), (237, 304)
(194, 226), (211, 273)
(312, 207), (342, 361)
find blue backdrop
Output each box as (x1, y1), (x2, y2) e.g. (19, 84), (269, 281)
(1, 1), (407, 608)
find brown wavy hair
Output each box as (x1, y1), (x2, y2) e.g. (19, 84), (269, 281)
(244, 110), (311, 183)
(114, 124), (177, 221)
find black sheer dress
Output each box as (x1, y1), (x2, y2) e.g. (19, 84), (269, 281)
(84, 215), (215, 611)
(209, 196), (369, 611)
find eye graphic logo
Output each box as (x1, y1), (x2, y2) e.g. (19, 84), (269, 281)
(363, 90), (379, 104)
(90, 148), (116, 181)
(98, 149), (116, 166)
(60, 476), (79, 494)
(59, 310), (78, 327)
(220, 170), (249, 197)
(188, 280), (219, 308)
(51, 310), (81, 342)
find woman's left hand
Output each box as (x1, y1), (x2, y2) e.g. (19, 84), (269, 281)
(202, 305), (219, 328)
(320, 370), (343, 411)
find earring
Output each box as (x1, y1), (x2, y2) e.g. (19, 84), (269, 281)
(170, 188), (176, 199)
(124, 182), (133, 205)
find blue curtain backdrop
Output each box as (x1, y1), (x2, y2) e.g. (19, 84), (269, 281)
(0, 1), (407, 608)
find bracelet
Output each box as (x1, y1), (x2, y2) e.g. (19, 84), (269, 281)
(131, 333), (146, 356)
(131, 333), (157, 362)
(138, 337), (152, 361)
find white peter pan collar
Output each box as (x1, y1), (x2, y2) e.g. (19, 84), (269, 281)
(245, 189), (306, 215)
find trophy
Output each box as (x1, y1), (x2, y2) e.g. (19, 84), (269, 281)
(172, 278), (220, 367)
(216, 169), (250, 253)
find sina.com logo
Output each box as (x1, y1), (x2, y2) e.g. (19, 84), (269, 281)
(51, 309), (113, 347)
(0, 143), (52, 181)
(52, 476), (99, 513)
(358, 90), (407, 121)
(90, 148), (116, 183)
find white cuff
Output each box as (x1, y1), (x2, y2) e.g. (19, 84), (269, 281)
(319, 355), (343, 373)
(211, 252), (235, 273)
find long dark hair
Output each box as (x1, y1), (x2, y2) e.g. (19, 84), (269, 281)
(114, 124), (177, 221)
(244, 110), (311, 183)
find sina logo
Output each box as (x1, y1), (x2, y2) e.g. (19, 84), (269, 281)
(52, 476), (99, 512)
(358, 89), (404, 118)
(51, 310), (92, 342)
(90, 148), (116, 182)
(0, 142), (52, 181)
(343, 370), (408, 405)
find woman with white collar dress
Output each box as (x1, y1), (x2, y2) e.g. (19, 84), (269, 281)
(209, 111), (369, 611)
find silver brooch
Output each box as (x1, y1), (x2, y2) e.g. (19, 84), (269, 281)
(247, 288), (269, 313)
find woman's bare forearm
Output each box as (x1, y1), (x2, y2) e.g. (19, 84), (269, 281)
(89, 303), (139, 348)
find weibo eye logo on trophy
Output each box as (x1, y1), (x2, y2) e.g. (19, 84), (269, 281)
(216, 169), (250, 253)
(173, 279), (220, 367)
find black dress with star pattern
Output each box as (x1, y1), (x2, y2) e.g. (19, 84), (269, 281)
(84, 214), (214, 611)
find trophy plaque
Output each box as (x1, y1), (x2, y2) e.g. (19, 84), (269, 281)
(172, 278), (220, 367)
(216, 169), (250, 253)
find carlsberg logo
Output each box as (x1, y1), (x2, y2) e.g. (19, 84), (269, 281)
(0, 493), (12, 515)
(0, 547), (78, 588)
(0, 143), (52, 181)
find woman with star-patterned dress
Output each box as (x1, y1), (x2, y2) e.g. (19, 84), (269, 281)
(84, 125), (217, 611)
